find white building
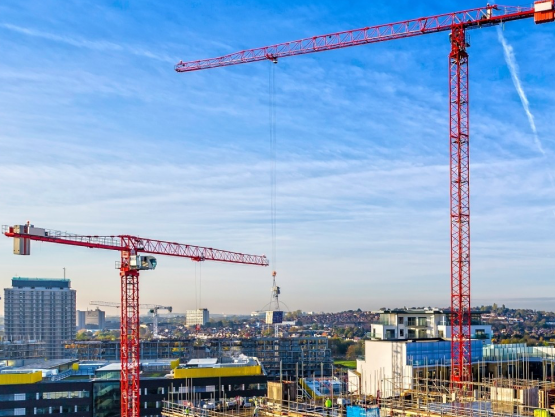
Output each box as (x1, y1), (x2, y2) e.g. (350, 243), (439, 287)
(186, 308), (209, 327)
(369, 308), (492, 341)
(356, 338), (490, 398)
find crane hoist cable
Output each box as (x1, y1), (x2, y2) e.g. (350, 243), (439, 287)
(199, 261), (202, 309)
(269, 60), (278, 309)
(193, 262), (203, 310)
(194, 262), (198, 310)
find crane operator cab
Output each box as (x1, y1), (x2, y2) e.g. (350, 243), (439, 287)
(129, 255), (157, 270)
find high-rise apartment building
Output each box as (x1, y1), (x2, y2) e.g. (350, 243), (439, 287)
(77, 308), (106, 330)
(4, 278), (76, 359)
(185, 308), (209, 327)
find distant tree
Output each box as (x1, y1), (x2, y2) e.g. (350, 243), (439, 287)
(346, 342), (364, 360)
(75, 330), (91, 341)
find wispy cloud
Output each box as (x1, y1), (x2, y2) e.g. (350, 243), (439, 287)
(497, 26), (555, 206)
(0, 23), (174, 63)
(497, 27), (544, 156)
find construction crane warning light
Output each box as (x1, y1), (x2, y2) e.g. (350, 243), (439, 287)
(130, 255), (157, 270)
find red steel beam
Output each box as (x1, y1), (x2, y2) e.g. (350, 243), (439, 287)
(175, 5), (533, 72)
(2, 226), (269, 266)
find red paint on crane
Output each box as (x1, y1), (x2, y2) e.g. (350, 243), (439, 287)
(449, 25), (472, 390)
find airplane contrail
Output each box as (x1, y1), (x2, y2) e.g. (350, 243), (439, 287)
(497, 27), (555, 217)
(497, 26), (545, 156)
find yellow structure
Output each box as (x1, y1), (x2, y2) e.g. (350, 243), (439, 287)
(0, 371), (42, 385)
(174, 365), (262, 379)
(170, 359), (180, 370)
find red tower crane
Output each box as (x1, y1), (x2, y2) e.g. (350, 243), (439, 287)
(175, 2), (554, 391)
(3, 223), (268, 417)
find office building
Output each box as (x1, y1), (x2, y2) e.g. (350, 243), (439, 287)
(4, 278), (76, 359)
(186, 308), (209, 327)
(0, 356), (267, 417)
(77, 308), (106, 330)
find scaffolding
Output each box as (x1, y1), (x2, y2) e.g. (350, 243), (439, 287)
(65, 337), (332, 379)
(162, 375), (555, 417)
(0, 339), (46, 361)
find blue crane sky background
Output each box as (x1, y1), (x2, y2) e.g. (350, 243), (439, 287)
(0, 0), (553, 314)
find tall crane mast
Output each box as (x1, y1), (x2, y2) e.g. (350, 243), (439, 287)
(3, 223), (268, 417)
(175, 2), (554, 392)
(89, 301), (173, 338)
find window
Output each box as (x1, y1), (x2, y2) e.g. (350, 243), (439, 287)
(399, 329), (404, 337)
(0, 410), (26, 417)
(418, 317), (427, 326)
(397, 317), (404, 325)
(407, 317), (416, 326)
(41, 391), (89, 400)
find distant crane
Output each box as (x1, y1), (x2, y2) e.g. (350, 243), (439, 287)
(3, 222), (268, 417)
(175, 2), (554, 392)
(89, 301), (173, 338)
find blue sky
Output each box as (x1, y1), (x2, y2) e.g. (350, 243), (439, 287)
(0, 1), (554, 314)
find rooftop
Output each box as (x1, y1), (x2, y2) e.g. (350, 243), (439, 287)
(11, 277), (71, 288)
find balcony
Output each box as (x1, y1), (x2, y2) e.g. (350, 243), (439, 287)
(471, 333), (490, 340)
(370, 320), (396, 326)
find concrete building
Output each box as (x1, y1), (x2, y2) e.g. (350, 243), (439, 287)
(369, 308), (492, 340)
(4, 278), (76, 359)
(186, 308), (209, 327)
(65, 336), (332, 379)
(77, 308), (106, 330)
(356, 339), (555, 398)
(0, 340), (46, 361)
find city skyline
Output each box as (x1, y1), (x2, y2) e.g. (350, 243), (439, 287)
(0, 1), (554, 314)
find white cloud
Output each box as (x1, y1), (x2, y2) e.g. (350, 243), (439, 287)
(0, 23), (175, 63)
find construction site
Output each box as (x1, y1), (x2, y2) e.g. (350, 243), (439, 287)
(161, 349), (555, 417)
(0, 1), (554, 417)
(161, 2), (555, 417)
